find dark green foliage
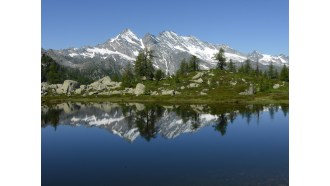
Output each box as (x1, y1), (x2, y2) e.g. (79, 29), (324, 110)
(174, 74), (180, 84)
(238, 59), (252, 74)
(267, 62), (278, 79)
(135, 104), (164, 141)
(188, 55), (199, 72)
(255, 60), (260, 76)
(122, 63), (135, 87)
(213, 114), (228, 136)
(227, 59), (236, 72)
(214, 48), (227, 70)
(41, 54), (93, 84)
(134, 48), (155, 80)
(155, 69), (165, 83)
(178, 58), (189, 75)
(258, 78), (272, 92)
(110, 73), (121, 82)
(280, 64), (289, 82)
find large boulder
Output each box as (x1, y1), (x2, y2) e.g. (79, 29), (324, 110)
(134, 83), (145, 96)
(90, 76), (111, 90)
(194, 78), (203, 83)
(41, 82), (48, 95)
(62, 80), (79, 94)
(192, 72), (204, 80)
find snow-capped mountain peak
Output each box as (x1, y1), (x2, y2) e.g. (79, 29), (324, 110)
(44, 29), (289, 75)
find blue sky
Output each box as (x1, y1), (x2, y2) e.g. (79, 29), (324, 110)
(42, 0), (288, 55)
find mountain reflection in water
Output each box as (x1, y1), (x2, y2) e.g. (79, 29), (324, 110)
(41, 102), (289, 142)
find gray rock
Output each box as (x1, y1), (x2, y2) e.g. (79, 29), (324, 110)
(41, 82), (48, 94)
(89, 76), (113, 90)
(273, 84), (280, 89)
(192, 72), (203, 80)
(56, 88), (64, 94)
(134, 83), (145, 96)
(180, 86), (185, 90)
(74, 88), (82, 94)
(208, 73), (215, 76)
(207, 79), (211, 85)
(161, 90), (175, 95)
(194, 78), (203, 83)
(200, 92), (207, 95)
(175, 91), (181, 95)
(189, 83), (199, 88)
(62, 80), (79, 94)
(98, 76), (112, 85)
(124, 88), (135, 94)
(151, 91), (159, 96)
(135, 103), (145, 111)
(230, 81), (237, 86)
(110, 90), (122, 95)
(89, 91), (98, 95)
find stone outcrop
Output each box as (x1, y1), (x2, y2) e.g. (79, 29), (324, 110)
(55, 80), (79, 94)
(192, 72), (204, 80)
(194, 78), (203, 83)
(189, 83), (199, 88)
(89, 76), (121, 91)
(134, 83), (145, 96)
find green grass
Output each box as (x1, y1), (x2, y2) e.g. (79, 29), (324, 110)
(42, 69), (289, 105)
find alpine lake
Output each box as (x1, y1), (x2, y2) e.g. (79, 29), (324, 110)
(42, 102), (288, 186)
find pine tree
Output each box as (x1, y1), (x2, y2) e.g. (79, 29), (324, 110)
(188, 55), (199, 72)
(214, 48), (227, 70)
(134, 48), (155, 80)
(178, 58), (189, 75)
(155, 69), (164, 83)
(122, 63), (135, 87)
(280, 64), (289, 82)
(228, 59), (236, 72)
(243, 59), (252, 74)
(267, 62), (277, 79)
(255, 58), (260, 76)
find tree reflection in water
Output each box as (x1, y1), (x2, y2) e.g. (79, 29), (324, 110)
(41, 103), (287, 140)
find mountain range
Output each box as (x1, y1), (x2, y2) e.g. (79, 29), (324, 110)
(42, 29), (289, 76)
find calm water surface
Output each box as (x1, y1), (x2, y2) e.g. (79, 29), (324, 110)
(42, 102), (288, 186)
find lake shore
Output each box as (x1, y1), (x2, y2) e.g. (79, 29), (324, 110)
(41, 93), (288, 105)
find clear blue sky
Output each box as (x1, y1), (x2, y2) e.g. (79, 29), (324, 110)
(42, 0), (288, 55)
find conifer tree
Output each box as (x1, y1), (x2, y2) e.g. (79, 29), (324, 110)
(267, 62), (277, 79)
(280, 64), (289, 82)
(122, 63), (135, 87)
(134, 48), (155, 80)
(214, 48), (227, 70)
(228, 59), (236, 72)
(188, 55), (199, 72)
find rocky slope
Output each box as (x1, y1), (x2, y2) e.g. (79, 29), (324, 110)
(43, 29), (289, 75)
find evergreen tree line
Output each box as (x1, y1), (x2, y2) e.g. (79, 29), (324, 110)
(176, 47), (289, 82)
(41, 54), (94, 84)
(122, 48), (166, 87)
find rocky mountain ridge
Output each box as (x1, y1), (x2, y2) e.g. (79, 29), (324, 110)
(43, 29), (288, 75)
